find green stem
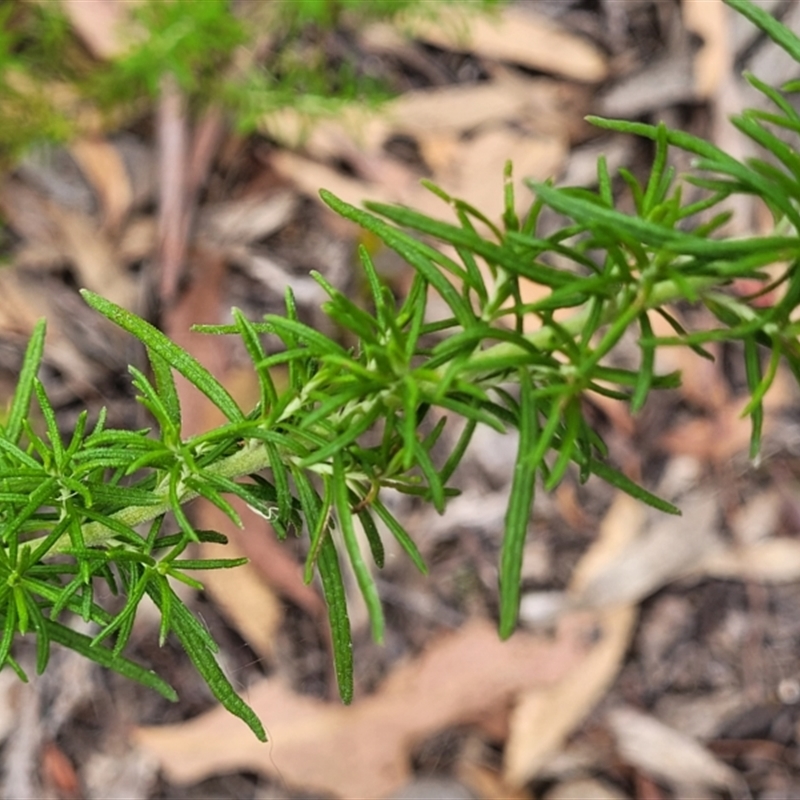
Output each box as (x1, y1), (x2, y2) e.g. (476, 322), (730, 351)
(49, 439), (274, 555)
(464, 274), (721, 377)
(46, 274), (723, 557)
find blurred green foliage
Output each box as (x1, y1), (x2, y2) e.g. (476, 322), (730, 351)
(0, 0), (500, 166)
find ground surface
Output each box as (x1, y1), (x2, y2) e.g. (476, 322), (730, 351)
(2, 1), (800, 798)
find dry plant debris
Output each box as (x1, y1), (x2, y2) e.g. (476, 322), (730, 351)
(1, 1), (800, 798)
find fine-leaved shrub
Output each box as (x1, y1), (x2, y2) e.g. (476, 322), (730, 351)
(1, 0), (799, 738)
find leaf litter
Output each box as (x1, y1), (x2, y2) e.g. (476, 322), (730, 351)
(1, 1), (800, 798)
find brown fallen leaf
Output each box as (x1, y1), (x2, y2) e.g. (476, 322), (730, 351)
(134, 618), (589, 798)
(401, 5), (608, 83)
(60, 0), (133, 60)
(683, 0), (730, 99)
(504, 606), (636, 788)
(69, 138), (134, 233)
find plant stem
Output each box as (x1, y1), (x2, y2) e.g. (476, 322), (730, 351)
(45, 274), (722, 557)
(464, 273), (721, 377)
(48, 439), (274, 555)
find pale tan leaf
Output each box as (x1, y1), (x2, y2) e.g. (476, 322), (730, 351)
(60, 0), (135, 60)
(600, 46), (694, 119)
(729, 490), (781, 546)
(134, 619), (589, 798)
(569, 493), (648, 598)
(198, 192), (297, 246)
(69, 138), (134, 232)
(683, 0), (731, 99)
(402, 6), (608, 83)
(504, 606), (636, 787)
(572, 493), (723, 611)
(698, 539), (800, 583)
(271, 150), (384, 210)
(389, 81), (532, 136)
(457, 762), (531, 800)
(655, 690), (748, 742)
(504, 495), (645, 786)
(197, 534), (282, 663)
(46, 203), (138, 309)
(607, 706), (744, 796)
(543, 778), (628, 800)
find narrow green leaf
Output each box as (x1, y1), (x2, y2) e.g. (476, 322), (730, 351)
(320, 191), (475, 328)
(150, 582), (266, 740)
(589, 459), (680, 514)
(357, 507), (385, 569)
(5, 319), (46, 445)
(372, 499), (428, 576)
(81, 291), (244, 423)
(34, 380), (64, 465)
(316, 535), (353, 703)
(332, 455), (384, 643)
(298, 402), (383, 468)
(45, 619), (178, 701)
(0, 603), (17, 669)
(725, 0), (800, 63)
(263, 315), (351, 359)
(631, 312), (656, 412)
(544, 397), (582, 491)
(440, 419), (477, 486)
(232, 308), (277, 413)
(147, 349), (182, 431)
(411, 437), (445, 514)
(304, 476), (333, 583)
(743, 336), (765, 459)
(499, 371), (537, 639)
(503, 160), (520, 232)
(92, 569), (150, 648)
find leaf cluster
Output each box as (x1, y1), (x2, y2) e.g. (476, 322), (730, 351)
(1, 0), (800, 740)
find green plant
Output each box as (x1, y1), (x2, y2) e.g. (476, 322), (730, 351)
(0, 0), (499, 165)
(3, 0), (800, 739)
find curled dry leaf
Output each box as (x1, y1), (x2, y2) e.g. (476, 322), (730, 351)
(134, 619), (590, 799)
